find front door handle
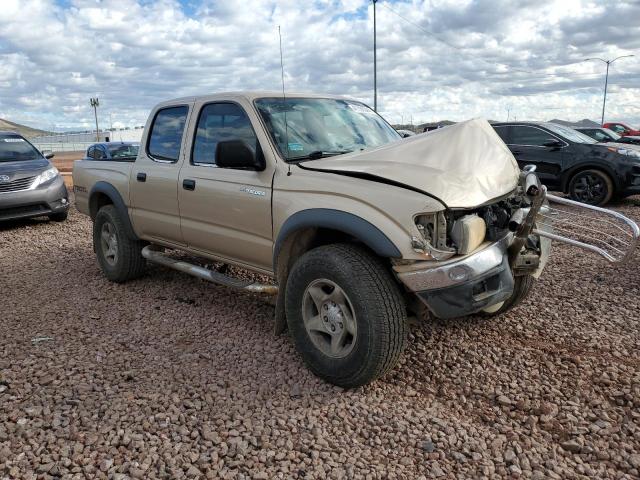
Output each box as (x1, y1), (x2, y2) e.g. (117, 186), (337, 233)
(183, 179), (196, 191)
(136, 172), (147, 182)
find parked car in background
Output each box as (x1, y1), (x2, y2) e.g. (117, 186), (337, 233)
(84, 142), (139, 161)
(492, 122), (640, 205)
(0, 131), (69, 222)
(603, 122), (640, 137)
(577, 127), (640, 146)
(396, 129), (415, 138)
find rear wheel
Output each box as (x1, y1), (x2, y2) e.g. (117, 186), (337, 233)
(93, 205), (146, 282)
(568, 169), (613, 206)
(285, 244), (408, 388)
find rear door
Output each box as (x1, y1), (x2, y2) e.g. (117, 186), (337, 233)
(129, 104), (191, 245)
(507, 125), (565, 188)
(178, 100), (274, 271)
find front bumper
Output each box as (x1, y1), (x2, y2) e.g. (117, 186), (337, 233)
(395, 234), (517, 318)
(0, 176), (69, 221)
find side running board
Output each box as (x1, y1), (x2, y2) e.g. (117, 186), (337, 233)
(534, 192), (640, 264)
(141, 246), (279, 294)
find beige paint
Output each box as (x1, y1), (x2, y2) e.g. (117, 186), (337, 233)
(307, 118), (520, 209)
(73, 91), (518, 276)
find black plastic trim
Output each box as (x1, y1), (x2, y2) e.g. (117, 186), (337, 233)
(416, 256), (514, 319)
(89, 181), (139, 240)
(273, 208), (402, 269)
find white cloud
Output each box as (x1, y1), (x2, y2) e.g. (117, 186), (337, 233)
(0, 0), (638, 130)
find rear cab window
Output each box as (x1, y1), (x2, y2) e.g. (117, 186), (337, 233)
(147, 106), (189, 162)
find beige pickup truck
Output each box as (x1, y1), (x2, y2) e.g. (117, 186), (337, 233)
(73, 92), (638, 387)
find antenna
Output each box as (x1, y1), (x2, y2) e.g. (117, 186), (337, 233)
(278, 25), (291, 176)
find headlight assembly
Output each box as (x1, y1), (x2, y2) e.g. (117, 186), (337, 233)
(34, 167), (60, 187)
(608, 146), (640, 159)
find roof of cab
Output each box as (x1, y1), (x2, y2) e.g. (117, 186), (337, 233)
(154, 91), (351, 108)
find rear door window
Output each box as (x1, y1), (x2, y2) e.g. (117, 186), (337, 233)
(147, 106), (189, 162)
(510, 126), (553, 146)
(191, 102), (258, 166)
(493, 126), (509, 143)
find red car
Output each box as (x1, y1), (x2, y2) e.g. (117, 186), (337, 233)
(603, 122), (640, 137)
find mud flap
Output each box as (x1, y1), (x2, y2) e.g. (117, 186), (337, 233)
(273, 286), (287, 335)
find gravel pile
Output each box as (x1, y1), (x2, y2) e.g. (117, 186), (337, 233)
(1, 198), (639, 479)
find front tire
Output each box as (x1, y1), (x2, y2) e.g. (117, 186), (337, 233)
(568, 169), (613, 206)
(482, 274), (535, 316)
(93, 205), (146, 283)
(285, 244), (408, 388)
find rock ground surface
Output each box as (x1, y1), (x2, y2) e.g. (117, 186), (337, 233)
(1, 197), (639, 479)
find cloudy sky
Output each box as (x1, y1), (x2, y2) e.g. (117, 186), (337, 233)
(0, 0), (638, 131)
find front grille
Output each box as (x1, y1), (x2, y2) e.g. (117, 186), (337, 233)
(0, 175), (37, 193)
(0, 203), (49, 220)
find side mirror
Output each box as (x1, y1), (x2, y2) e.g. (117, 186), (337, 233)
(215, 140), (265, 171)
(542, 139), (562, 148)
(42, 150), (55, 159)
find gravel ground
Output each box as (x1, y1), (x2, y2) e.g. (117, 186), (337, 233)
(1, 197), (640, 479)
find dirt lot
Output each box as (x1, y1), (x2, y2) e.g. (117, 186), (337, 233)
(1, 199), (640, 479)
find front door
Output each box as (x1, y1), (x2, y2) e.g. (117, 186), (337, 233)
(129, 105), (191, 245)
(507, 125), (565, 189)
(178, 101), (274, 271)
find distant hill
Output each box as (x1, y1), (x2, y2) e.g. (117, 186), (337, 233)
(0, 118), (50, 138)
(548, 118), (600, 128)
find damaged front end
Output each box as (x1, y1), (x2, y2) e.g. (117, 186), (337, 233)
(395, 165), (639, 319)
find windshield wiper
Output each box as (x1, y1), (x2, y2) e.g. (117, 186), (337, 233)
(289, 150), (352, 161)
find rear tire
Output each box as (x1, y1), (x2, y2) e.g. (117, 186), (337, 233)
(482, 275), (535, 316)
(93, 205), (146, 283)
(48, 211), (68, 222)
(568, 169), (613, 206)
(285, 244), (408, 388)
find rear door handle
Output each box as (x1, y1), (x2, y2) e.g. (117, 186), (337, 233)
(183, 179), (196, 191)
(136, 172), (147, 182)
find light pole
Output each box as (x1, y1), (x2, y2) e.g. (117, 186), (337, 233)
(584, 55), (634, 125)
(373, 0), (377, 112)
(90, 97), (100, 141)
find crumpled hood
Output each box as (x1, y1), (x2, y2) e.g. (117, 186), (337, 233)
(302, 118), (520, 208)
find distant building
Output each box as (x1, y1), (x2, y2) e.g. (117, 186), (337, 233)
(31, 127), (144, 152)
(32, 127), (144, 144)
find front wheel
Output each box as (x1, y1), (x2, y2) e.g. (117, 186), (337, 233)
(285, 244), (408, 388)
(568, 169), (613, 206)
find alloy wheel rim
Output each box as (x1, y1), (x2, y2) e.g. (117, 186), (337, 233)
(573, 174), (606, 204)
(100, 221), (118, 266)
(302, 279), (357, 358)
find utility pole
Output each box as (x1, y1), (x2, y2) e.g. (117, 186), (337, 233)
(90, 97), (100, 141)
(584, 55), (634, 125)
(373, 0), (377, 112)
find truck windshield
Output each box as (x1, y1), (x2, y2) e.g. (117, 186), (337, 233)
(255, 97), (401, 161)
(0, 133), (43, 162)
